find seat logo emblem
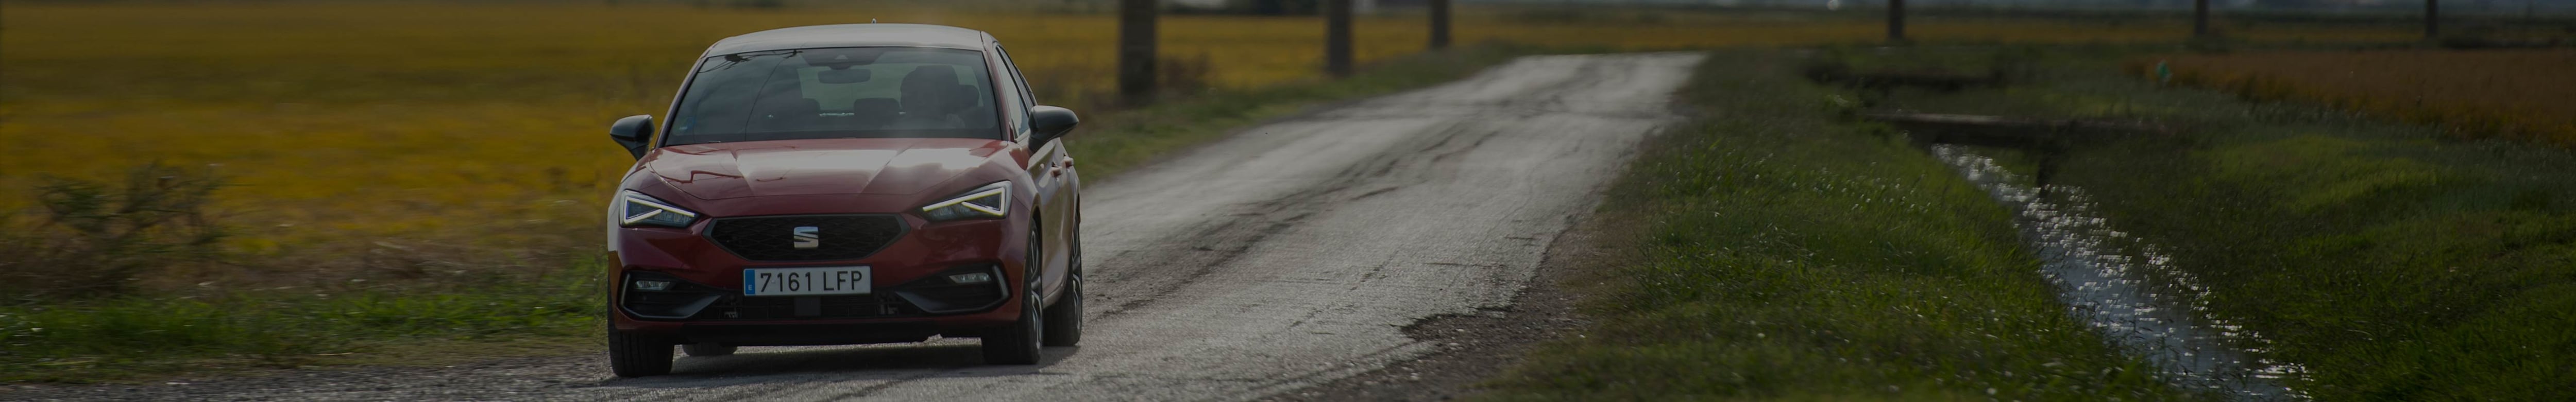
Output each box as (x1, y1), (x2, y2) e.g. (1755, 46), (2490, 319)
(791, 226), (820, 249)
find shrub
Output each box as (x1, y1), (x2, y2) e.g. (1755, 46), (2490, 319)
(0, 163), (227, 301)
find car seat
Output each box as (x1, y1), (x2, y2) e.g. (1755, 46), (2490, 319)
(893, 65), (969, 129)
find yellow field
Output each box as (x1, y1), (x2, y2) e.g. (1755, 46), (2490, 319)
(0, 3), (2421, 275)
(2149, 49), (2576, 146)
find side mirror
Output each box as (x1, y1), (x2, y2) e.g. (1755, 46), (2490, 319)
(609, 115), (655, 160)
(1029, 106), (1079, 147)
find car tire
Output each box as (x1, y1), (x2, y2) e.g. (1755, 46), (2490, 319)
(982, 287), (1045, 365)
(608, 326), (674, 377)
(983, 222), (1047, 365)
(1042, 230), (1082, 347)
(682, 343), (736, 357)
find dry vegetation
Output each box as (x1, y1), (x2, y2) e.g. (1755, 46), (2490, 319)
(0, 2), (2424, 296)
(0, 0), (2471, 384)
(2146, 49), (2576, 146)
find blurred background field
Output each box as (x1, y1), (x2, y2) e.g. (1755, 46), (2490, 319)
(5, 0), (2575, 389)
(2147, 49), (2576, 146)
(0, 1), (2440, 294)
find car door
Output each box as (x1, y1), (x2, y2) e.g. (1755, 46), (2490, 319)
(991, 42), (1074, 302)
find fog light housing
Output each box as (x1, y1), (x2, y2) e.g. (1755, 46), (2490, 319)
(893, 264), (1009, 314)
(946, 272), (993, 285)
(619, 272), (718, 320)
(632, 280), (673, 291)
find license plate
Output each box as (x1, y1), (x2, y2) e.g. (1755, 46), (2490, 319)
(742, 266), (871, 296)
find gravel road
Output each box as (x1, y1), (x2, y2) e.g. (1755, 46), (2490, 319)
(16, 52), (1703, 401)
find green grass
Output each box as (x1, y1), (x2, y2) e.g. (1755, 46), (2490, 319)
(0, 43), (1538, 385)
(1851, 46), (2576, 400)
(0, 265), (602, 382)
(1477, 50), (2194, 400)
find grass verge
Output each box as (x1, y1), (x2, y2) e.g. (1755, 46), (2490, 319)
(0, 44), (1538, 384)
(0, 267), (602, 383)
(1850, 46), (2576, 400)
(1476, 50), (2194, 400)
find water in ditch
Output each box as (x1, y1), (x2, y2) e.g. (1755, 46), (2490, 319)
(1930, 145), (2306, 401)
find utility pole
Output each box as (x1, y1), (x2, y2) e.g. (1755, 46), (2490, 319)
(1118, 0), (1157, 104)
(2426, 0), (2440, 39)
(1429, 0), (1452, 50)
(1887, 0), (1906, 43)
(2194, 0), (2210, 38)
(1326, 0), (1354, 77)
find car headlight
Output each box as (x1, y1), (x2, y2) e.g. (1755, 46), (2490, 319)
(919, 181), (1009, 221)
(619, 190), (699, 228)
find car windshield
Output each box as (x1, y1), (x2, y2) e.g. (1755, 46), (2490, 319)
(665, 47), (998, 145)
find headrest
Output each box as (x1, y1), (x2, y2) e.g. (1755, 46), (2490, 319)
(900, 65), (966, 112)
(902, 65), (959, 86)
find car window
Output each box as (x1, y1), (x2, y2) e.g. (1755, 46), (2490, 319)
(995, 45), (1035, 109)
(667, 47), (999, 145)
(985, 44), (1029, 139)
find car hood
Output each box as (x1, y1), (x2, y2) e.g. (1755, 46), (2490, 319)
(642, 138), (1010, 200)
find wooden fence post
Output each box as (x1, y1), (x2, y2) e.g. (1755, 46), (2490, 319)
(2194, 0), (2210, 38)
(1118, 0), (1158, 104)
(1429, 0), (1452, 50)
(1887, 0), (1906, 43)
(1326, 0), (1354, 77)
(2425, 0), (2441, 39)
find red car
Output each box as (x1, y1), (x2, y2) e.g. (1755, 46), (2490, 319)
(600, 24), (1084, 377)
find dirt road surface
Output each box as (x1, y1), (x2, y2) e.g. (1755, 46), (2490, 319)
(16, 53), (1703, 401)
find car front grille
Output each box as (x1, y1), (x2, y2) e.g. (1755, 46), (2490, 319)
(702, 293), (921, 320)
(627, 291), (923, 321)
(620, 268), (999, 321)
(706, 215), (905, 261)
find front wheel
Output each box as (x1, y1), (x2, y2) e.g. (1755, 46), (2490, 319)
(982, 222), (1046, 365)
(608, 326), (674, 377)
(1042, 229), (1083, 347)
(981, 287), (1044, 364)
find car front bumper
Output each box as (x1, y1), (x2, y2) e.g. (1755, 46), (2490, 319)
(606, 213), (1030, 346)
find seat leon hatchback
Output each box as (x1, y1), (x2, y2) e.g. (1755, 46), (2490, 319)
(600, 24), (1084, 377)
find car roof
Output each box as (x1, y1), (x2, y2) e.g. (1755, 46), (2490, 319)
(702, 24), (990, 57)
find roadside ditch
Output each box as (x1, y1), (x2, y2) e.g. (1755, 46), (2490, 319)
(1825, 47), (2311, 400)
(1929, 144), (2303, 401)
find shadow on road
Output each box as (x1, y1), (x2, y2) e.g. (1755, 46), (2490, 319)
(592, 341), (1084, 389)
